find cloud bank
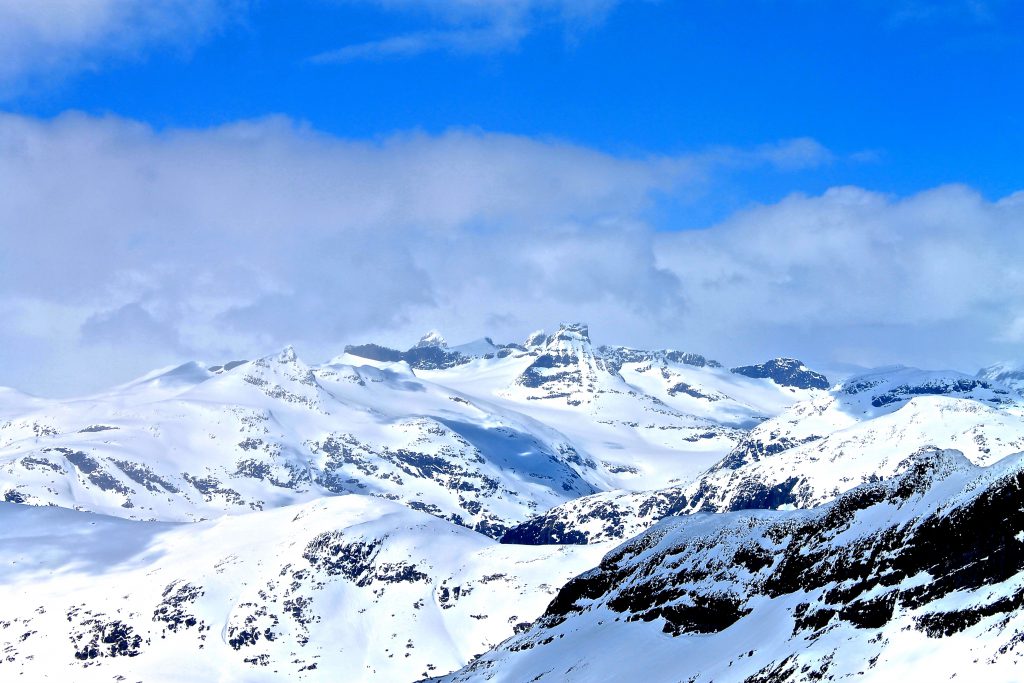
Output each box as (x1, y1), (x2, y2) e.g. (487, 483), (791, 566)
(0, 0), (240, 91)
(0, 112), (1020, 395)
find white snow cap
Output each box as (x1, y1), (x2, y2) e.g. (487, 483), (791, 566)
(277, 345), (299, 363)
(416, 330), (448, 348)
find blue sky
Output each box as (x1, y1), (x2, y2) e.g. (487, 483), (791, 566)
(1, 0), (1024, 394)
(11, 1), (1024, 209)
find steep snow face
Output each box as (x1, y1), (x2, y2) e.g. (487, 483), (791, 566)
(459, 323), (820, 491)
(500, 366), (1024, 545)
(682, 366), (1022, 509)
(438, 448), (1024, 683)
(0, 497), (608, 683)
(0, 347), (601, 537)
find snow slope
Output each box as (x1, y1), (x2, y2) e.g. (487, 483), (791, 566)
(7, 325), (1021, 683)
(418, 323), (823, 491)
(0, 347), (600, 537)
(0, 324), (821, 537)
(0, 496), (608, 682)
(501, 366), (1024, 544)
(436, 447), (1024, 683)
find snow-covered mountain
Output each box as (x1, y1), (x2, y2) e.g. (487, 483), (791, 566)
(3, 323), (1024, 682)
(500, 365), (1024, 544)
(0, 496), (609, 682)
(0, 346), (597, 537)
(0, 324), (818, 538)
(979, 360), (1024, 396)
(435, 447), (1024, 682)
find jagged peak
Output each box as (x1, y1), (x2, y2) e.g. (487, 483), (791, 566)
(541, 323), (594, 358)
(524, 330), (548, 348)
(554, 322), (590, 340)
(415, 330), (447, 349)
(277, 345), (299, 363)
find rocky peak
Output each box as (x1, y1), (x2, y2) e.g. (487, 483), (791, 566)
(550, 322), (590, 343)
(237, 346), (325, 410)
(524, 330), (548, 348)
(542, 323), (593, 357)
(730, 357), (829, 390)
(415, 330), (447, 349)
(277, 345), (299, 364)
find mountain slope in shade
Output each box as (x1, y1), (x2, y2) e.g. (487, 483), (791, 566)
(0, 496), (609, 682)
(435, 447), (1024, 683)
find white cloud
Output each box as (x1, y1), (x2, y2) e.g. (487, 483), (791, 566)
(654, 185), (1024, 368)
(0, 111), (1018, 396)
(0, 0), (240, 91)
(311, 0), (621, 62)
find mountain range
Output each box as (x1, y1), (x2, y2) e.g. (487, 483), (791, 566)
(2, 322), (1024, 681)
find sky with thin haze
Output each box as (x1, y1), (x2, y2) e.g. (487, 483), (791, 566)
(1, 0), (1024, 396)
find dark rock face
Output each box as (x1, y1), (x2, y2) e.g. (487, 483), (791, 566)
(500, 515), (592, 545)
(208, 359), (249, 373)
(343, 341), (474, 370)
(839, 374), (1012, 407)
(342, 343), (404, 363)
(51, 448), (134, 497)
(68, 611), (145, 661)
(866, 378), (1004, 407)
(3, 489), (27, 503)
(599, 347), (721, 375)
(517, 349), (588, 392)
(111, 459), (181, 494)
(303, 531), (428, 587)
(455, 449), (1024, 681)
(153, 582), (206, 634)
(715, 435), (822, 471)
(499, 487), (693, 546)
(730, 358), (829, 390)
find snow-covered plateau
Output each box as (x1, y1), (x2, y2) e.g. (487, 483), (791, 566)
(3, 322), (1024, 681)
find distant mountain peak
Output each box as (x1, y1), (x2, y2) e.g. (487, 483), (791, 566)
(277, 345), (299, 363)
(978, 360), (1024, 395)
(416, 330), (447, 348)
(730, 357), (829, 390)
(553, 322), (590, 341)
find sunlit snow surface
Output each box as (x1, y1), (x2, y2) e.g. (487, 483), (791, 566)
(0, 498), (608, 681)
(434, 450), (1024, 683)
(3, 327), (1024, 681)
